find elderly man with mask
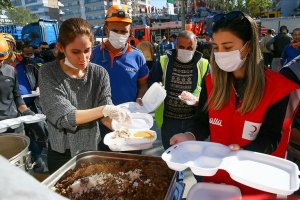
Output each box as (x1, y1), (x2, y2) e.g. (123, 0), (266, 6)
(91, 5), (149, 152)
(149, 30), (209, 149)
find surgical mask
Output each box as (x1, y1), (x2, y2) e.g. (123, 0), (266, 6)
(64, 56), (77, 69)
(30, 55), (35, 59)
(214, 43), (248, 72)
(177, 49), (195, 63)
(108, 31), (129, 49)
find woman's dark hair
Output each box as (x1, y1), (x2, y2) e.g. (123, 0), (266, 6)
(212, 12), (252, 43)
(57, 18), (94, 60)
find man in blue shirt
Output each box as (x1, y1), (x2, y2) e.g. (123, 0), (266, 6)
(281, 28), (300, 66)
(91, 5), (149, 106)
(91, 5), (149, 152)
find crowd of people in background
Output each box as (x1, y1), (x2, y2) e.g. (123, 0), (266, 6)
(1, 4), (300, 197)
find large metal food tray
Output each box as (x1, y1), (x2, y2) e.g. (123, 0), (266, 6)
(43, 151), (183, 200)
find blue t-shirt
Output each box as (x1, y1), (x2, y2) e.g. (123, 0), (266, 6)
(91, 44), (149, 105)
(16, 62), (31, 95)
(281, 45), (300, 66)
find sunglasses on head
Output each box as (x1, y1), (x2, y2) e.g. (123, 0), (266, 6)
(106, 9), (131, 19)
(213, 11), (245, 23)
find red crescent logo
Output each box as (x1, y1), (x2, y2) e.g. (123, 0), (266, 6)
(250, 125), (257, 133)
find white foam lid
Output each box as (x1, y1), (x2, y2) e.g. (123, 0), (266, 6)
(162, 141), (300, 195)
(111, 113), (153, 131)
(118, 82), (166, 113)
(187, 183), (242, 200)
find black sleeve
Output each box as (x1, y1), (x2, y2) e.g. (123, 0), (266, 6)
(243, 95), (290, 154)
(280, 67), (300, 86)
(13, 72), (25, 108)
(192, 79), (210, 141)
(148, 59), (163, 86)
(280, 67), (300, 130)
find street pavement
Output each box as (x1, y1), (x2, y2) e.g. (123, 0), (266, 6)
(142, 123), (197, 198)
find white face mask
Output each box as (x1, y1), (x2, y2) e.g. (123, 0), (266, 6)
(108, 31), (129, 49)
(30, 55), (35, 59)
(214, 43), (248, 72)
(177, 49), (195, 63)
(64, 56), (77, 69)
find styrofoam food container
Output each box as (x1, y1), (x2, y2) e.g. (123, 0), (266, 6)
(111, 113), (153, 130)
(17, 114), (46, 124)
(103, 130), (157, 151)
(0, 122), (8, 133)
(162, 141), (230, 176)
(1, 118), (22, 129)
(187, 183), (242, 200)
(224, 150), (300, 196)
(118, 82), (166, 113)
(162, 141), (300, 195)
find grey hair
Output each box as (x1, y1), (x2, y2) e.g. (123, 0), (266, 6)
(177, 30), (197, 48)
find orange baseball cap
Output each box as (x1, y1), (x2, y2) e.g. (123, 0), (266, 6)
(105, 5), (132, 24)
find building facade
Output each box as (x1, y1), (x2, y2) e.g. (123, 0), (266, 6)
(59, 0), (151, 27)
(11, 0), (59, 20)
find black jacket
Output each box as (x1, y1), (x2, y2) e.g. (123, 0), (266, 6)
(267, 33), (291, 58)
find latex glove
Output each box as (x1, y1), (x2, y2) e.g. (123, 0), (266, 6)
(21, 108), (35, 116)
(102, 105), (132, 124)
(178, 91), (198, 106)
(170, 132), (195, 146)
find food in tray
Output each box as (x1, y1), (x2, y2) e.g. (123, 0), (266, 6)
(111, 129), (154, 140)
(133, 130), (154, 139)
(111, 128), (131, 139)
(53, 160), (174, 200)
(178, 91), (198, 105)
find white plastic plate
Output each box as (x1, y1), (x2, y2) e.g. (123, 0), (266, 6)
(162, 141), (300, 195)
(1, 118), (22, 129)
(0, 122), (8, 133)
(103, 130), (157, 151)
(17, 114), (46, 124)
(187, 183), (242, 200)
(112, 113), (153, 131)
(21, 91), (40, 98)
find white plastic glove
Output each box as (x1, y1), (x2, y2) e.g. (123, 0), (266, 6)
(178, 91), (198, 106)
(102, 105), (132, 124)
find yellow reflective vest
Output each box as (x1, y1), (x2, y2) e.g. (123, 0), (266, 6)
(155, 55), (209, 128)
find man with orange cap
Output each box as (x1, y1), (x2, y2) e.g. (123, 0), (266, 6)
(91, 5), (149, 152)
(92, 5), (148, 105)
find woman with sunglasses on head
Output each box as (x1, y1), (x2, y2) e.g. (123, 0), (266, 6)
(170, 11), (300, 195)
(39, 18), (132, 173)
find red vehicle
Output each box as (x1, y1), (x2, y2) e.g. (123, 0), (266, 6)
(131, 20), (205, 45)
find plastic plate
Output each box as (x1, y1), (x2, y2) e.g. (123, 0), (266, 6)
(1, 118), (22, 129)
(0, 122), (8, 133)
(17, 114), (46, 124)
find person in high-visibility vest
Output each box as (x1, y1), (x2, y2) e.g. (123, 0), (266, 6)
(149, 30), (209, 150)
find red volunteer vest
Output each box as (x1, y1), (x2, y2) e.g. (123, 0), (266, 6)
(204, 69), (300, 195)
